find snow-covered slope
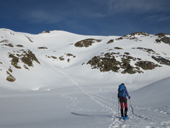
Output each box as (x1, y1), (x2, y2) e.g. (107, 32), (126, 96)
(131, 76), (170, 107)
(0, 29), (170, 91)
(0, 29), (170, 128)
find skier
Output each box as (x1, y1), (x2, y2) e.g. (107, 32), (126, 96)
(117, 83), (131, 120)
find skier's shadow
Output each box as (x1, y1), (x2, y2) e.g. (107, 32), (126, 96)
(71, 112), (112, 118)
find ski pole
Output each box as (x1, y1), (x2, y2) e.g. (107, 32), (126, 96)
(129, 99), (134, 116)
(118, 98), (120, 116)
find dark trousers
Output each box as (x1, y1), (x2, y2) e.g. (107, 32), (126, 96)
(119, 97), (128, 117)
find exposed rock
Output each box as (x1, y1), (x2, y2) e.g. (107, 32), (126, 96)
(9, 49), (40, 68)
(135, 61), (160, 70)
(87, 55), (120, 72)
(25, 35), (33, 42)
(2, 43), (14, 47)
(116, 37), (123, 41)
(155, 33), (170, 45)
(75, 38), (102, 47)
(134, 47), (156, 54)
(41, 31), (50, 33)
(160, 37), (170, 45)
(0, 40), (8, 43)
(152, 56), (170, 66)
(59, 56), (64, 61)
(9, 54), (21, 69)
(114, 47), (123, 50)
(87, 52), (143, 74)
(16, 44), (24, 47)
(155, 33), (169, 38)
(107, 39), (114, 44)
(6, 71), (16, 82)
(128, 32), (149, 37)
(38, 47), (48, 49)
(21, 50), (40, 66)
(115, 32), (149, 42)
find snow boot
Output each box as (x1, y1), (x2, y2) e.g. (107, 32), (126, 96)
(124, 108), (128, 117)
(123, 115), (128, 120)
(121, 109), (124, 118)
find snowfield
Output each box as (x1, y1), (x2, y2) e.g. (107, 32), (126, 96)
(0, 28), (170, 128)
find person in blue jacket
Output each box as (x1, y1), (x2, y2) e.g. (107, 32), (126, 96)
(117, 83), (131, 118)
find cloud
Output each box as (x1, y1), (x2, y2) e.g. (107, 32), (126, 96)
(26, 10), (61, 24)
(108, 0), (170, 13)
(21, 0), (170, 26)
(144, 14), (170, 23)
(24, 0), (109, 24)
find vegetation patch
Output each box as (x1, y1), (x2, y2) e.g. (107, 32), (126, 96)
(133, 47), (156, 54)
(116, 37), (123, 41)
(24, 65), (29, 70)
(0, 40), (8, 43)
(41, 31), (50, 33)
(9, 54), (21, 69)
(21, 50), (40, 66)
(75, 38), (102, 47)
(66, 53), (76, 58)
(87, 52), (143, 74)
(152, 56), (170, 66)
(9, 49), (40, 68)
(8, 67), (12, 73)
(6, 71), (16, 82)
(59, 56), (65, 61)
(25, 35), (33, 42)
(114, 47), (123, 50)
(16, 44), (24, 47)
(2, 43), (14, 47)
(46, 53), (75, 63)
(38, 47), (48, 49)
(107, 39), (114, 44)
(135, 61), (160, 70)
(46, 55), (57, 60)
(51, 56), (57, 59)
(121, 65), (142, 74)
(115, 32), (149, 42)
(127, 32), (149, 37)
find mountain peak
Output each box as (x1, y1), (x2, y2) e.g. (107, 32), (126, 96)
(0, 28), (170, 90)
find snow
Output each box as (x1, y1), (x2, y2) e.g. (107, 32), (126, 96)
(0, 28), (170, 127)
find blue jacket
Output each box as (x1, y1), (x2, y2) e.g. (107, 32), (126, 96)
(118, 84), (130, 99)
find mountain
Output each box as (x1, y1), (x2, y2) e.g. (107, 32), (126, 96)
(0, 28), (170, 91)
(1, 29), (170, 128)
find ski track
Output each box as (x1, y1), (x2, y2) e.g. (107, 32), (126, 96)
(54, 66), (170, 128)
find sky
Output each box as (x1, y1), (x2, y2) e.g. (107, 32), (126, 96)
(0, 0), (170, 36)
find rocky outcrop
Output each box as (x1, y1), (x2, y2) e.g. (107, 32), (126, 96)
(75, 38), (101, 47)
(152, 56), (170, 66)
(155, 33), (170, 45)
(135, 61), (160, 70)
(87, 52), (144, 74)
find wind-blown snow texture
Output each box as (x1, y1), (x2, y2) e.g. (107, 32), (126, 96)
(0, 28), (170, 128)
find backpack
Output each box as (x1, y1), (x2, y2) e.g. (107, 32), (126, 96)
(118, 84), (126, 98)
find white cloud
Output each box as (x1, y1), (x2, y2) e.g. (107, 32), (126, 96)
(108, 0), (170, 13)
(26, 10), (62, 24)
(144, 14), (170, 23)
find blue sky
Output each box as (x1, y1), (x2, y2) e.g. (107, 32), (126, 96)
(0, 0), (170, 36)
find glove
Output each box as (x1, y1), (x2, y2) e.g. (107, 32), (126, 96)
(129, 96), (131, 99)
